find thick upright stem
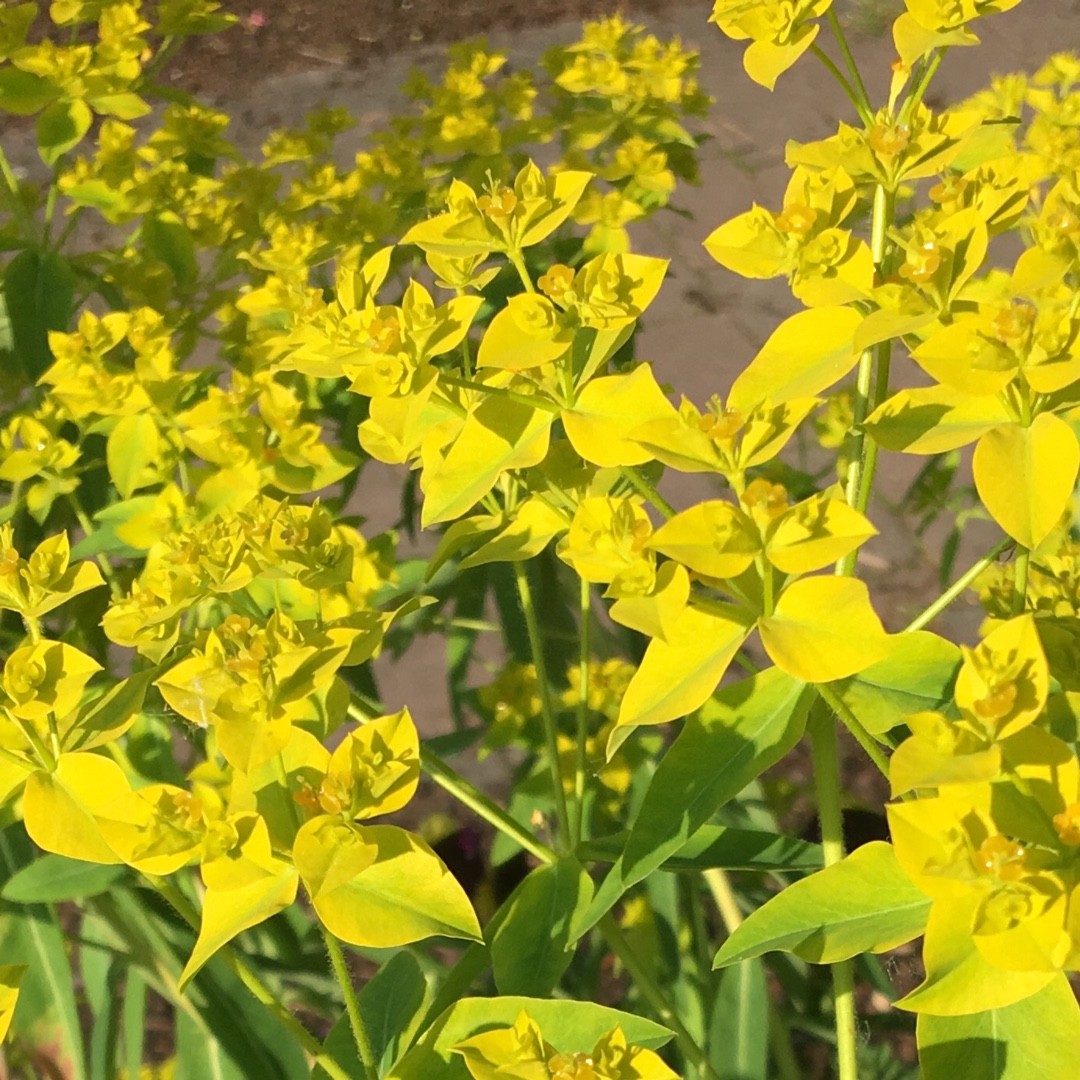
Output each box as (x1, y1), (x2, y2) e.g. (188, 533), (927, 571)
(514, 563), (573, 852)
(808, 712), (859, 1080)
(572, 576), (592, 847)
(322, 928), (376, 1080)
(1011, 547), (1030, 617)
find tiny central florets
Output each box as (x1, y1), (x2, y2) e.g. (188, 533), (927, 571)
(538, 263), (575, 300)
(478, 187), (518, 221)
(1054, 802), (1080, 845)
(975, 835), (1027, 881)
(548, 1052), (598, 1080)
(775, 202), (817, 235)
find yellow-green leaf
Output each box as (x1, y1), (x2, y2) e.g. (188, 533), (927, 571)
(107, 413), (160, 499)
(0, 964), (27, 1046)
(420, 397), (554, 526)
(917, 973), (1080, 1078)
(563, 365), (673, 468)
(759, 577), (891, 683)
(713, 843), (930, 967)
(864, 385), (1012, 454)
(23, 752), (129, 864)
(613, 603), (753, 750)
(898, 894), (1056, 1015)
(459, 498), (567, 570)
(973, 415), (1079, 549)
(647, 501), (761, 579)
(766, 493), (877, 575)
(297, 820), (481, 948)
(728, 307), (863, 411)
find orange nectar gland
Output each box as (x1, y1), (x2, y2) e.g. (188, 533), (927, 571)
(0, 547), (18, 575)
(976, 835), (1028, 882)
(366, 315), (402, 355)
(629, 517), (651, 555)
(743, 478), (789, 521)
(548, 1052), (598, 1080)
(929, 175), (969, 206)
(294, 773), (351, 817)
(477, 187), (518, 221)
(698, 405), (743, 442)
(1054, 803), (1080, 846)
(775, 203), (818, 236)
(168, 790), (204, 831)
(972, 678), (1019, 723)
(899, 238), (942, 285)
(868, 121), (911, 157)
(991, 303), (1037, 349)
(538, 264), (575, 301)
(1046, 206), (1080, 238)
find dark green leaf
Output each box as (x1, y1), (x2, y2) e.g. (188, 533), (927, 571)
(2, 853), (127, 903)
(710, 958), (768, 1080)
(491, 859), (593, 997)
(5, 248), (76, 381)
(833, 632), (961, 737)
(577, 669), (811, 936)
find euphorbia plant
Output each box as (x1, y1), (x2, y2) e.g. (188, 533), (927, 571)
(3, 0), (1080, 1078)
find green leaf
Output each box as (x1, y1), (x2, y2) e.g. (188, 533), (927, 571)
(0, 826), (87, 1080)
(973, 415), (1080, 550)
(142, 212), (199, 287)
(0, 68), (57, 115)
(612, 603), (753, 746)
(36, 97), (92, 166)
(832, 631), (961, 736)
(1, 854), (127, 903)
(917, 974), (1080, 1080)
(713, 842), (931, 968)
(387, 997), (672, 1080)
(4, 248), (76, 381)
(578, 825), (822, 875)
(727, 306), (863, 410)
(580, 669), (811, 936)
(107, 413), (161, 499)
(709, 958), (768, 1080)
(316, 952), (431, 1079)
(491, 859), (593, 997)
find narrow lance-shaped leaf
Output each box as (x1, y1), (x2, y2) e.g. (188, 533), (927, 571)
(713, 842), (931, 968)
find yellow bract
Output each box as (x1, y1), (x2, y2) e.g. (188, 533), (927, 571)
(452, 1010), (679, 1080)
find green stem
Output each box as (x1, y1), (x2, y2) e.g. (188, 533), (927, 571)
(621, 466), (675, 519)
(0, 143), (36, 241)
(572, 576), (592, 848)
(815, 682), (890, 781)
(838, 184), (895, 572)
(903, 538), (1013, 632)
(808, 711), (859, 1080)
(826, 8), (873, 118)
(67, 491), (121, 597)
(144, 876), (355, 1080)
(1011, 547), (1030, 617)
(322, 927), (376, 1080)
(810, 44), (872, 126)
(455, 288), (474, 378)
(514, 562), (573, 853)
(599, 913), (720, 1080)
(901, 48), (945, 123)
(419, 745), (555, 865)
(509, 249), (536, 293)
